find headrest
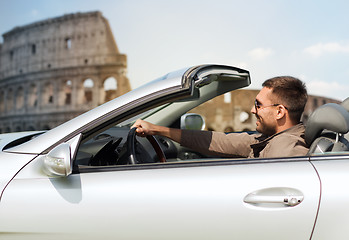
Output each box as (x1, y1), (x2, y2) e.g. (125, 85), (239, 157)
(341, 97), (349, 111)
(305, 103), (349, 145)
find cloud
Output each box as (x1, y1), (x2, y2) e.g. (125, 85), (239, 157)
(31, 9), (39, 17)
(304, 42), (349, 57)
(248, 48), (273, 60)
(306, 79), (348, 101)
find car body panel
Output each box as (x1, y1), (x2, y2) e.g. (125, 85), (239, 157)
(0, 152), (37, 199)
(0, 132), (41, 199)
(310, 155), (349, 239)
(1, 158), (319, 240)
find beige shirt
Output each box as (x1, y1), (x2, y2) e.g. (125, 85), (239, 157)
(180, 124), (308, 158)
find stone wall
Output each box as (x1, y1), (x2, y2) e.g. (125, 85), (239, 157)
(0, 11), (131, 133)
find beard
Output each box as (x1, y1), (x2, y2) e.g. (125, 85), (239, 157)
(255, 114), (277, 136)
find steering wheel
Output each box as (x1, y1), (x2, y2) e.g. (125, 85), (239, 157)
(127, 127), (166, 164)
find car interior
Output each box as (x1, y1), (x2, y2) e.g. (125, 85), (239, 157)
(305, 98), (349, 155)
(73, 107), (216, 169)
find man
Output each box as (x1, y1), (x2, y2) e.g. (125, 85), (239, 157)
(132, 76), (309, 158)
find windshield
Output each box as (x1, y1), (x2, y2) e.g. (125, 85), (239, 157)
(116, 103), (171, 127)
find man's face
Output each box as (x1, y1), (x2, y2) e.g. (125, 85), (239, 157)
(251, 87), (278, 136)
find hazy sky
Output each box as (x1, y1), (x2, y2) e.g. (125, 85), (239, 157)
(1, 0), (349, 100)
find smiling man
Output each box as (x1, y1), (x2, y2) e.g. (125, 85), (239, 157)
(132, 76), (309, 158)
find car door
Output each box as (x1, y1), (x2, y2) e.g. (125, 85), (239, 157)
(0, 156), (320, 240)
(309, 155), (349, 239)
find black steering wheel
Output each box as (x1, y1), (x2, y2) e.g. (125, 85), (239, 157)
(126, 127), (166, 164)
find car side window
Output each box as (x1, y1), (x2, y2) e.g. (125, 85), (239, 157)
(73, 94), (255, 170)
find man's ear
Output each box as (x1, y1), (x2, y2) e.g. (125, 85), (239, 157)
(275, 105), (287, 120)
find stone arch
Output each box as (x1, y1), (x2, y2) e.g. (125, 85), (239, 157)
(103, 76), (118, 102)
(59, 79), (72, 106)
(83, 78), (94, 103)
(65, 37), (72, 49)
(43, 81), (54, 105)
(7, 88), (14, 112)
(15, 86), (24, 110)
(29, 83), (38, 107)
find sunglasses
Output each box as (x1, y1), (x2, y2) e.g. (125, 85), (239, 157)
(254, 99), (288, 110)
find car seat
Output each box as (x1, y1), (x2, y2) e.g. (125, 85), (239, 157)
(305, 103), (349, 155)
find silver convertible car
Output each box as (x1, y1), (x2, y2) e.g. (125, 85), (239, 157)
(1, 64), (349, 240)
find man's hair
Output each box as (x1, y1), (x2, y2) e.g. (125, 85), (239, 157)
(262, 76), (308, 123)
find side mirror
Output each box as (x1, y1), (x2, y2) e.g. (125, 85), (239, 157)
(43, 143), (72, 177)
(180, 113), (206, 130)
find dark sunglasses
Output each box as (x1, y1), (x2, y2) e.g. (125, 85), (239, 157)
(254, 99), (288, 110)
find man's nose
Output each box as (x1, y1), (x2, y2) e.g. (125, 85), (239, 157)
(251, 105), (256, 114)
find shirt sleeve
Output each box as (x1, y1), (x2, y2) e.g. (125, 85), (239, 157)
(180, 130), (255, 157)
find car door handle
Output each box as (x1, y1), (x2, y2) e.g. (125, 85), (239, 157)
(243, 187), (304, 207)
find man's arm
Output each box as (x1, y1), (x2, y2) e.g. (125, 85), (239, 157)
(132, 119), (253, 158)
(132, 119), (182, 143)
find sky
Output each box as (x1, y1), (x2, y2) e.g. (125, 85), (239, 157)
(1, 0), (349, 101)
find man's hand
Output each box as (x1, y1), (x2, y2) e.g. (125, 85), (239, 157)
(131, 119), (182, 143)
(132, 119), (157, 137)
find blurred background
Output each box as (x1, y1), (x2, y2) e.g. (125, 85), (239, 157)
(0, 0), (347, 132)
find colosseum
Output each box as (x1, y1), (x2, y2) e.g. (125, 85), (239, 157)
(0, 11), (341, 134)
(0, 11), (130, 133)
